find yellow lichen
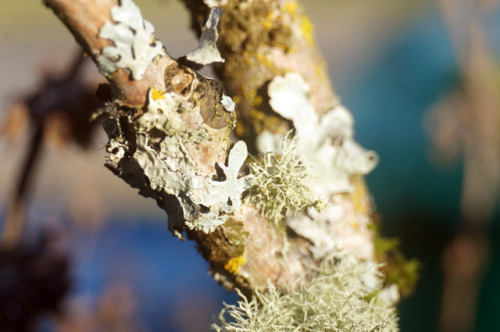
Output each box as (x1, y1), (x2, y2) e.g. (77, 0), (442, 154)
(263, 11), (275, 30)
(225, 256), (246, 275)
(235, 120), (246, 137)
(283, 1), (298, 15)
(351, 175), (370, 216)
(255, 52), (278, 71)
(224, 116), (235, 141)
(253, 95), (263, 107)
(249, 109), (283, 134)
(151, 86), (165, 101)
(300, 16), (315, 47)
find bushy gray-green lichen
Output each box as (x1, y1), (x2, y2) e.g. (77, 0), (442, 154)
(244, 135), (324, 226)
(213, 254), (399, 332)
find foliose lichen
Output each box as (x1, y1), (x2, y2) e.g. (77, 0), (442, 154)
(213, 253), (399, 331)
(97, 0), (164, 80)
(256, 72), (380, 261)
(204, 0), (228, 7)
(267, 72), (378, 198)
(186, 8), (225, 66)
(98, 1), (249, 235)
(105, 88), (251, 234)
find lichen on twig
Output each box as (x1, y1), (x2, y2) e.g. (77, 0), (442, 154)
(213, 253), (399, 332)
(244, 134), (325, 226)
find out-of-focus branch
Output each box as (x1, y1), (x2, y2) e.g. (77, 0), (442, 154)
(1, 123), (44, 248)
(1, 53), (97, 248)
(436, 0), (500, 224)
(432, 1), (500, 331)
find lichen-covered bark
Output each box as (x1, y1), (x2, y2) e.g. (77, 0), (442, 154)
(179, 0), (381, 295)
(183, 0), (339, 151)
(43, 0), (238, 237)
(45, 0), (387, 301)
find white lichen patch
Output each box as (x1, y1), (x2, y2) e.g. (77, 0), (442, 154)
(186, 8), (225, 66)
(221, 95), (236, 113)
(187, 141), (253, 232)
(268, 72), (378, 197)
(190, 141), (252, 211)
(255, 130), (283, 154)
(285, 205), (344, 259)
(97, 0), (164, 80)
(106, 88), (251, 234)
(203, 0), (256, 9)
(213, 253), (399, 332)
(203, 0), (228, 7)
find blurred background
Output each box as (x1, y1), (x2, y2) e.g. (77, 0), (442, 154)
(1, 0), (500, 331)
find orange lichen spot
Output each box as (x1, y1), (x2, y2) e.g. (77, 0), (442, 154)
(151, 86), (165, 101)
(233, 95), (241, 104)
(225, 256), (246, 275)
(235, 123), (245, 137)
(250, 109), (266, 121)
(301, 16), (315, 47)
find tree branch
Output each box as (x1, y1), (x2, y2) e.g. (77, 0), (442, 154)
(43, 0), (387, 300)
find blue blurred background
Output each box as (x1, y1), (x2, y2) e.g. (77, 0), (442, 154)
(1, 0), (500, 331)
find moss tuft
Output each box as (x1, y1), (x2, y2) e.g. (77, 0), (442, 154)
(373, 236), (419, 298)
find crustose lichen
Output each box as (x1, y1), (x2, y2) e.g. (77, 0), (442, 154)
(244, 134), (325, 226)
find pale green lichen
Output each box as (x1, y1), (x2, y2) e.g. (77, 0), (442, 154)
(213, 254), (399, 332)
(244, 135), (325, 226)
(97, 0), (164, 80)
